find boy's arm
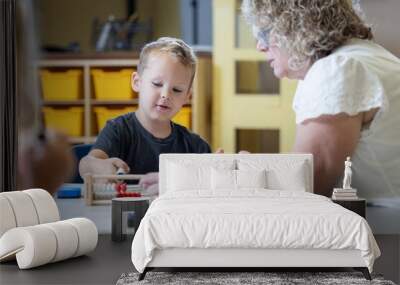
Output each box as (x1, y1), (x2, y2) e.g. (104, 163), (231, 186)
(80, 117), (130, 178)
(79, 149), (130, 177)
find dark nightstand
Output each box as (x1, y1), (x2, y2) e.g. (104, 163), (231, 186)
(332, 198), (366, 218)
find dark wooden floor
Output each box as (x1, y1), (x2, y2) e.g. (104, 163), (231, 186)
(0, 235), (134, 285)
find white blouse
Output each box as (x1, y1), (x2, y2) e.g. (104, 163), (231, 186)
(293, 39), (400, 201)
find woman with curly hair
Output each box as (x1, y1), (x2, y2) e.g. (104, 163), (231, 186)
(242, 0), (400, 200)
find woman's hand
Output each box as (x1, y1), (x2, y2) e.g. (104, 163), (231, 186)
(143, 183), (159, 196)
(138, 173), (159, 196)
(138, 172), (159, 189)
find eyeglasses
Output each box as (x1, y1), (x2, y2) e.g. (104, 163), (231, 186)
(252, 26), (271, 48)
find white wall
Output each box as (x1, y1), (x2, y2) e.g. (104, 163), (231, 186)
(362, 0), (400, 56)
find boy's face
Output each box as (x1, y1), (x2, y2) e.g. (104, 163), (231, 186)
(132, 51), (192, 123)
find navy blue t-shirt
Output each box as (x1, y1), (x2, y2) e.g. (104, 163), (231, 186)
(93, 112), (211, 174)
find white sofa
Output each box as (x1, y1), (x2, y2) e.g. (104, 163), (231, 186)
(0, 189), (98, 269)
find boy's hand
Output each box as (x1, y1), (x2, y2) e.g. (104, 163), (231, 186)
(139, 172), (159, 189)
(107, 158), (130, 174)
(97, 157), (130, 176)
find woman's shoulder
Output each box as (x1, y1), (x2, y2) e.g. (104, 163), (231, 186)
(303, 38), (400, 84)
(294, 39), (394, 124)
(310, 41), (370, 73)
(312, 39), (400, 72)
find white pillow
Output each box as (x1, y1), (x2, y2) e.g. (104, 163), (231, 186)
(238, 159), (309, 191)
(237, 169), (267, 188)
(168, 162), (210, 191)
(211, 169), (267, 191)
(267, 162), (307, 191)
(211, 168), (236, 190)
(166, 159), (235, 192)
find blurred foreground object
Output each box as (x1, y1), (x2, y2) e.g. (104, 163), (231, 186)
(18, 129), (74, 195)
(14, 0), (74, 194)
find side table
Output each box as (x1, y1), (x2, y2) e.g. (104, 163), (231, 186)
(332, 198), (366, 218)
(112, 197), (151, 242)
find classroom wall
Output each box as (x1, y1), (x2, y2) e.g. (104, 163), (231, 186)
(37, 0), (400, 55)
(37, 0), (181, 52)
(362, 0), (400, 57)
(37, 0), (126, 52)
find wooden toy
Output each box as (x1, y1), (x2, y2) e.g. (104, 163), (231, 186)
(84, 173), (144, 205)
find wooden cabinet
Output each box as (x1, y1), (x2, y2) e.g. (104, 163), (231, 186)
(38, 53), (212, 145)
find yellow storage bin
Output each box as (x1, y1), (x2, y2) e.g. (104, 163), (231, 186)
(172, 107), (191, 129)
(91, 69), (136, 100)
(94, 106), (137, 131)
(40, 69), (82, 101)
(42, 107), (84, 137)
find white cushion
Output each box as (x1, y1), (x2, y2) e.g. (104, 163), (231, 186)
(168, 162), (210, 191)
(238, 158), (310, 192)
(211, 169), (267, 191)
(211, 168), (236, 190)
(159, 154), (313, 194)
(236, 169), (267, 189)
(166, 159), (235, 193)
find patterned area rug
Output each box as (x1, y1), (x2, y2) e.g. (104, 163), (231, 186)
(116, 271), (396, 285)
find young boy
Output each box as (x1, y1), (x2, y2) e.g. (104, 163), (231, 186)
(79, 37), (211, 192)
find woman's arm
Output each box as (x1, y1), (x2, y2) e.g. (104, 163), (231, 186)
(292, 113), (363, 196)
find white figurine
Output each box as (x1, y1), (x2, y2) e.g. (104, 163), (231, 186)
(342, 156), (352, 189)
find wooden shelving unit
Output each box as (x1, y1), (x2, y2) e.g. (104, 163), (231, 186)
(43, 100), (85, 106)
(38, 52), (212, 145)
(90, 99), (139, 105)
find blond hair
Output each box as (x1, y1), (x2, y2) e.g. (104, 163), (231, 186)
(242, 0), (373, 70)
(137, 37), (197, 87)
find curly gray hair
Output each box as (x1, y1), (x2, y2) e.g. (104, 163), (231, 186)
(242, 0), (373, 70)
